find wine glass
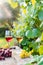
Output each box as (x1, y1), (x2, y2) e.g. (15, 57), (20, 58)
(16, 37), (23, 47)
(5, 30), (13, 47)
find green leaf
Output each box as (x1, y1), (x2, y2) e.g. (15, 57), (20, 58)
(25, 0), (30, 3)
(25, 29), (41, 39)
(25, 30), (32, 39)
(20, 37), (29, 46)
(36, 0), (40, 2)
(23, 46), (30, 52)
(38, 58), (43, 65)
(32, 28), (41, 38)
(38, 9), (43, 21)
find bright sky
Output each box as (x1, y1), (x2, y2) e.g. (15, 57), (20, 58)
(0, 0), (12, 19)
(0, 0), (7, 4)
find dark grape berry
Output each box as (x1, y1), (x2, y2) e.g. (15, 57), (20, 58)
(0, 56), (5, 60)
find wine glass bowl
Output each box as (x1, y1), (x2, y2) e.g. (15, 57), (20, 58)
(5, 30), (13, 48)
(5, 36), (13, 42)
(16, 37), (23, 43)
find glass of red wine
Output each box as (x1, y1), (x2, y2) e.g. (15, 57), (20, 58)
(5, 30), (13, 47)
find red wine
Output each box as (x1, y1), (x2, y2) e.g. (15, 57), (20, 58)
(5, 37), (13, 42)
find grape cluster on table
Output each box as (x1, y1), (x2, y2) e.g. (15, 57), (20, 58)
(0, 48), (12, 60)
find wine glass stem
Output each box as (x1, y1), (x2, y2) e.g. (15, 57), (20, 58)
(8, 42), (10, 47)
